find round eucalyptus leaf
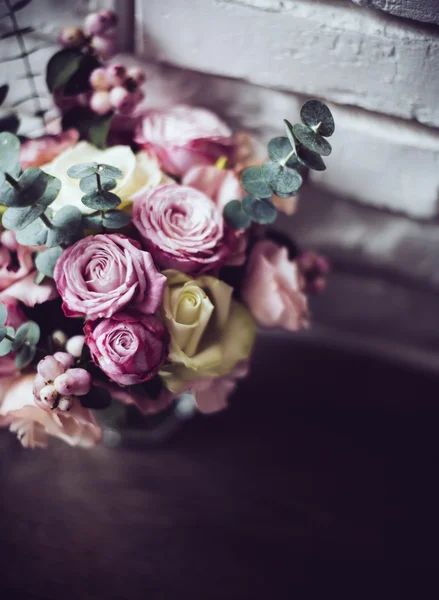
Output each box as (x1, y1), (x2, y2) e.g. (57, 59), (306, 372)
(0, 327), (14, 356)
(283, 119), (298, 153)
(80, 174), (117, 193)
(0, 171), (4, 188)
(261, 162), (303, 195)
(34, 271), (46, 285)
(12, 322), (31, 351)
(103, 210), (131, 229)
(67, 162), (99, 179)
(2, 203), (46, 231)
(15, 218), (48, 246)
(241, 166), (273, 199)
(25, 321), (40, 346)
(82, 213), (103, 230)
(38, 175), (61, 207)
(242, 195), (277, 225)
(0, 326), (6, 342)
(297, 146), (326, 171)
(81, 190), (121, 211)
(300, 100), (335, 137)
(223, 200), (251, 230)
(98, 164), (124, 179)
(46, 205), (82, 247)
(35, 246), (63, 278)
(268, 137), (294, 163)
(274, 191), (296, 199)
(292, 124), (332, 156)
(0, 132), (20, 173)
(15, 343), (36, 369)
(0, 303), (7, 326)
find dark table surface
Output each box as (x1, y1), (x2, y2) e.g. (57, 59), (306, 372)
(1, 334), (439, 599)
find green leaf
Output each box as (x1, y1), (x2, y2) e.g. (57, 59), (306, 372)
(25, 321), (40, 346)
(297, 146), (326, 171)
(46, 49), (83, 93)
(63, 54), (100, 96)
(0, 327), (14, 356)
(242, 195), (277, 225)
(15, 344), (36, 369)
(292, 124), (332, 156)
(35, 246), (63, 278)
(12, 322), (31, 351)
(46, 205), (82, 247)
(38, 175), (61, 207)
(81, 190), (121, 211)
(241, 166), (273, 199)
(261, 162), (303, 195)
(13, 168), (50, 206)
(34, 271), (46, 285)
(268, 137), (294, 163)
(223, 200), (251, 230)
(0, 303), (7, 326)
(89, 114), (112, 150)
(79, 174), (116, 193)
(80, 385), (112, 410)
(2, 203), (46, 231)
(15, 218), (48, 246)
(283, 120), (298, 154)
(0, 85), (8, 106)
(103, 210), (131, 229)
(0, 132), (20, 173)
(97, 164), (124, 179)
(300, 99), (335, 137)
(82, 213), (103, 229)
(0, 326), (6, 342)
(67, 162), (98, 179)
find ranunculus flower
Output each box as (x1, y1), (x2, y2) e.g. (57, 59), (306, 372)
(84, 312), (168, 386)
(132, 183), (232, 274)
(241, 240), (309, 331)
(0, 374), (101, 448)
(54, 234), (166, 320)
(19, 129), (79, 169)
(0, 297), (26, 378)
(135, 105), (233, 177)
(0, 230), (57, 307)
(42, 141), (163, 214)
(159, 270), (256, 394)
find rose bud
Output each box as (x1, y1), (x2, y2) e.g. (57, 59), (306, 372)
(89, 67), (111, 91)
(106, 64), (127, 87)
(39, 384), (58, 407)
(90, 90), (112, 115)
(37, 356), (64, 382)
(66, 335), (85, 358)
(84, 10), (118, 36)
(91, 35), (117, 60)
(53, 351), (75, 370)
(58, 396), (74, 412)
(52, 330), (67, 348)
(59, 26), (85, 49)
(109, 86), (135, 114)
(127, 66), (146, 86)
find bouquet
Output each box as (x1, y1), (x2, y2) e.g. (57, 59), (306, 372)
(0, 9), (332, 449)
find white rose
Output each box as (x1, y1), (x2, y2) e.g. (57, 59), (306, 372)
(42, 141), (163, 214)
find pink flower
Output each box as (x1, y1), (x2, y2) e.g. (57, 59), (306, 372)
(98, 380), (174, 415)
(0, 297), (26, 378)
(0, 231), (57, 307)
(54, 234), (166, 320)
(84, 312), (168, 386)
(19, 129), (79, 169)
(191, 361), (250, 414)
(135, 105), (233, 177)
(297, 251), (330, 295)
(133, 183), (231, 274)
(242, 241), (309, 331)
(0, 374), (101, 448)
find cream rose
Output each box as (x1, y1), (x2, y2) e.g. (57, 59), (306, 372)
(159, 270), (256, 394)
(42, 141), (163, 214)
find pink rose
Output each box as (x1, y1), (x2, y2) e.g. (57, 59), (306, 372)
(0, 230), (57, 307)
(0, 297), (26, 378)
(19, 129), (79, 169)
(135, 105), (233, 177)
(54, 234), (166, 320)
(0, 374), (101, 448)
(133, 183), (232, 274)
(84, 312), (168, 386)
(242, 240), (309, 331)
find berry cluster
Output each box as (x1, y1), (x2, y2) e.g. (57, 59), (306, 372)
(59, 9), (118, 60)
(89, 63), (146, 115)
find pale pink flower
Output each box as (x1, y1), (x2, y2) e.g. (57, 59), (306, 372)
(242, 240), (309, 331)
(19, 129), (79, 169)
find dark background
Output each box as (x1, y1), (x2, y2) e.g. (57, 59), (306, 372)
(1, 334), (439, 599)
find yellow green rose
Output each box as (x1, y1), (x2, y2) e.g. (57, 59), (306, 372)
(159, 270), (256, 393)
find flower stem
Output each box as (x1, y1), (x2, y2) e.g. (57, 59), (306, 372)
(96, 172), (103, 193)
(311, 121), (322, 133)
(5, 172), (19, 189)
(279, 148), (296, 168)
(39, 213), (53, 229)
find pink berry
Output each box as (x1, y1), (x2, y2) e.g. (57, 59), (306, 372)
(66, 368), (92, 396)
(91, 35), (117, 60)
(106, 64), (127, 87)
(84, 10), (118, 36)
(53, 351), (75, 370)
(52, 330), (67, 348)
(59, 26), (85, 49)
(126, 66), (146, 86)
(109, 86), (135, 114)
(39, 385), (58, 407)
(66, 335), (85, 358)
(89, 68), (111, 91)
(37, 356), (64, 382)
(58, 397), (74, 412)
(54, 372), (76, 396)
(90, 90), (112, 115)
